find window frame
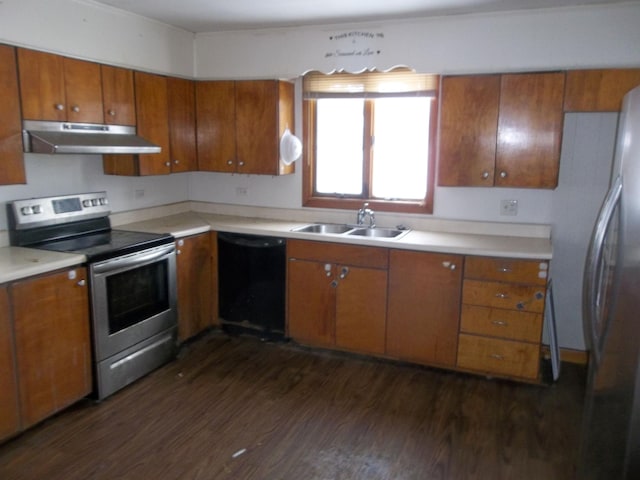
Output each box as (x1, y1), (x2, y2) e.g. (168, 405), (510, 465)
(302, 86), (438, 215)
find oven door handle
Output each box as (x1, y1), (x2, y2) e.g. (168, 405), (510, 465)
(92, 244), (175, 274)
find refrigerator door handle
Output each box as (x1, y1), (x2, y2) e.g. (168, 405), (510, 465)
(583, 175), (622, 366)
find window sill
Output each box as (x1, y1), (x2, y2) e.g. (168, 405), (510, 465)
(303, 196), (433, 215)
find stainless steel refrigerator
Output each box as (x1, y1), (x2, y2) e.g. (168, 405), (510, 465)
(580, 84), (640, 479)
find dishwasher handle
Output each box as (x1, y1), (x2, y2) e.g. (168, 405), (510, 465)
(218, 231), (285, 248)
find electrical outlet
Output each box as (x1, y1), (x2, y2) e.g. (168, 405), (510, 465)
(500, 199), (518, 216)
(134, 189), (145, 199)
(235, 187), (248, 196)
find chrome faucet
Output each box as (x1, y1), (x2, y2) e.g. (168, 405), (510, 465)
(356, 202), (375, 228)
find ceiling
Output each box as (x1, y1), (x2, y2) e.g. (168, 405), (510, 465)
(91, 0), (631, 33)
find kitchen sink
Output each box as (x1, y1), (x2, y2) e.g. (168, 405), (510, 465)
(292, 223), (410, 239)
(293, 223), (355, 234)
(348, 227), (408, 239)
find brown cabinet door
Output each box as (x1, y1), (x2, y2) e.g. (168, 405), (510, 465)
(564, 69), (640, 112)
(101, 65), (136, 126)
(287, 258), (336, 347)
(335, 265), (387, 355)
(134, 71), (171, 175)
(387, 250), (463, 367)
(235, 80), (280, 175)
(196, 80), (236, 173)
(176, 233), (213, 342)
(63, 57), (103, 124)
(438, 75), (500, 186)
(0, 286), (20, 441)
(496, 72), (565, 188)
(167, 77), (197, 172)
(0, 45), (25, 185)
(17, 48), (66, 121)
(11, 269), (91, 428)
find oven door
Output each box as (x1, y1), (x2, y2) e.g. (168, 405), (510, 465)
(89, 243), (177, 361)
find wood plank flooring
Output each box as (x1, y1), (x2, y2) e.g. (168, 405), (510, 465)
(0, 332), (586, 479)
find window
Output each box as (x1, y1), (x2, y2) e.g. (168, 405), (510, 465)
(302, 69), (439, 214)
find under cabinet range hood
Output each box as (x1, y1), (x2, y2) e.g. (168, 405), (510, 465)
(22, 120), (161, 155)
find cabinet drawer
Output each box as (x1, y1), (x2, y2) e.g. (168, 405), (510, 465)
(462, 279), (545, 313)
(460, 305), (542, 343)
(457, 334), (540, 379)
(287, 239), (388, 269)
(464, 256), (548, 285)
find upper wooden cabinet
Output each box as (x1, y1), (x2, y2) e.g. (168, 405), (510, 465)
(197, 80), (295, 175)
(0, 44), (25, 185)
(167, 76), (197, 173)
(18, 48), (103, 124)
(101, 65), (136, 126)
(438, 72), (565, 189)
(564, 69), (640, 112)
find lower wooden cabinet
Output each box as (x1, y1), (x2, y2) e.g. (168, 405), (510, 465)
(287, 240), (388, 355)
(176, 232), (215, 342)
(0, 286), (20, 442)
(386, 250), (463, 367)
(11, 268), (92, 428)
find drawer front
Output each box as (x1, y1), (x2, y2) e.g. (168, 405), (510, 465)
(462, 279), (545, 313)
(287, 239), (388, 269)
(457, 334), (540, 379)
(465, 256), (548, 286)
(460, 305), (543, 343)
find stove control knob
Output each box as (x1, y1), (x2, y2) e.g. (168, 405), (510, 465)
(82, 199), (92, 207)
(99, 197), (108, 205)
(20, 206), (33, 215)
(91, 199), (99, 206)
(32, 205), (43, 214)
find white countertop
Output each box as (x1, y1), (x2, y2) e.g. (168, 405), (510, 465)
(1, 210), (552, 284)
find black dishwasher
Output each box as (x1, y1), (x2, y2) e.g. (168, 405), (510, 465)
(217, 232), (286, 340)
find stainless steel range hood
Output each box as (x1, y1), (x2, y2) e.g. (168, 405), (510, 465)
(22, 120), (161, 155)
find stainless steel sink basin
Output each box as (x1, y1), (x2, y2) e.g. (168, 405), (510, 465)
(348, 227), (408, 238)
(293, 223), (355, 234)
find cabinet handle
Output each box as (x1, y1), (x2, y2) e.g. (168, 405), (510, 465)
(77, 279), (86, 287)
(324, 263), (332, 277)
(495, 293), (509, 299)
(498, 267), (512, 273)
(339, 266), (349, 279)
(449, 264), (457, 270)
(71, 105), (80, 113)
(227, 160), (234, 165)
(107, 109), (116, 116)
(499, 171), (508, 179)
(491, 320), (508, 327)
(238, 161), (245, 167)
(165, 162), (171, 167)
(481, 171), (490, 180)
(54, 103), (65, 111)
(490, 353), (504, 360)
(176, 250), (182, 255)
(174, 159), (180, 164)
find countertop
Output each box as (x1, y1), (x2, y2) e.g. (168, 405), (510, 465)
(0, 211), (552, 284)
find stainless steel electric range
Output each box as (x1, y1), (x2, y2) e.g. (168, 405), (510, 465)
(7, 192), (178, 400)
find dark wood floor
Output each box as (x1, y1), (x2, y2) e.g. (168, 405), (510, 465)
(0, 332), (586, 480)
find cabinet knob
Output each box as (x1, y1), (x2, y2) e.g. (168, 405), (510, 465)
(499, 171), (508, 178)
(449, 264), (457, 270)
(330, 280), (338, 288)
(490, 354), (505, 361)
(227, 160), (234, 165)
(176, 249), (182, 255)
(165, 162), (171, 167)
(77, 279), (86, 287)
(491, 320), (508, 327)
(177, 239), (184, 247)
(238, 161), (245, 167)
(54, 103), (65, 111)
(339, 266), (349, 279)
(107, 109), (116, 117)
(495, 292), (509, 299)
(481, 171), (490, 179)
(71, 105), (80, 113)
(174, 159), (180, 164)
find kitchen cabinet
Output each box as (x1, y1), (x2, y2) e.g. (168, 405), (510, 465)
(167, 76), (197, 173)
(564, 68), (640, 112)
(196, 80), (295, 175)
(101, 64), (136, 126)
(176, 232), (214, 342)
(386, 250), (463, 368)
(11, 268), (91, 428)
(457, 256), (547, 380)
(287, 240), (388, 355)
(0, 44), (25, 185)
(17, 48), (103, 123)
(438, 72), (564, 189)
(0, 285), (20, 442)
